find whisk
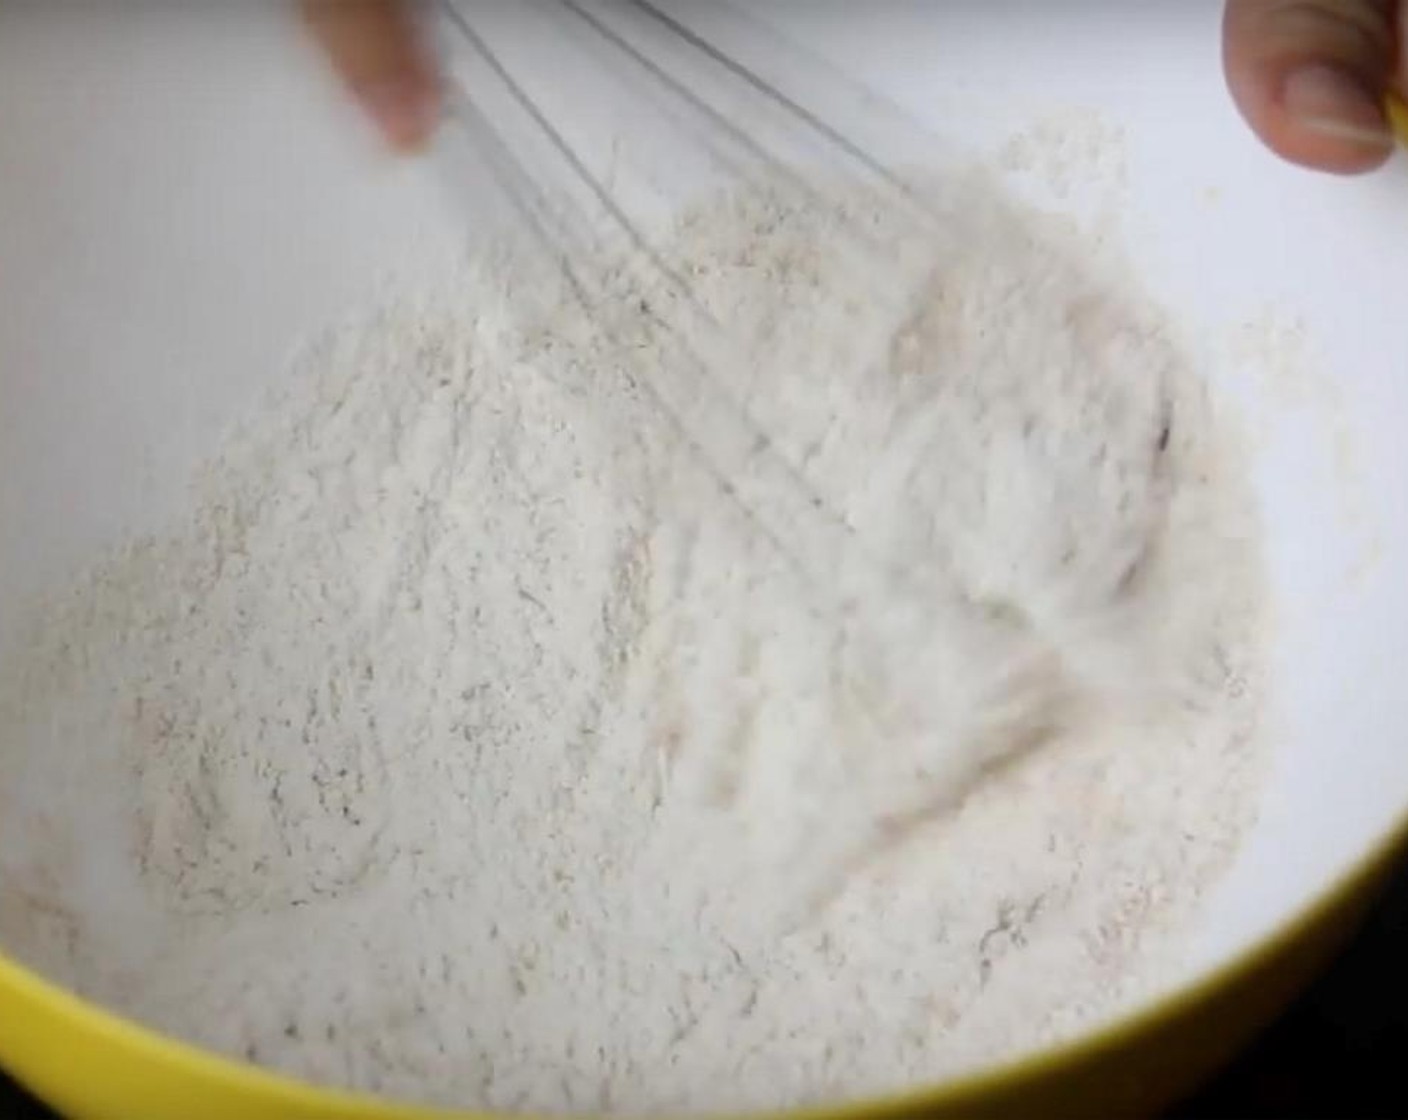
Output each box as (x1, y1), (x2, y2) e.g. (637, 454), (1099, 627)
(424, 0), (1094, 917)
(427, 0), (959, 618)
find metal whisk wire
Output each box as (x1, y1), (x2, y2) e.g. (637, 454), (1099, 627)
(427, 3), (1088, 909)
(429, 0), (954, 612)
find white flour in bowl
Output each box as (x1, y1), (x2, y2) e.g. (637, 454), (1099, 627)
(0, 178), (1268, 1114)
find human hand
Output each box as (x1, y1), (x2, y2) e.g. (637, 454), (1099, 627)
(303, 0), (1405, 172)
(301, 0), (441, 152)
(1223, 0), (1404, 173)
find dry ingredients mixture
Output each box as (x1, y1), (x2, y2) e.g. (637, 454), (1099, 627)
(0, 179), (1267, 1114)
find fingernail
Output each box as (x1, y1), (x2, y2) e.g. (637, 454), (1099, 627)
(357, 80), (438, 153)
(1283, 65), (1393, 148)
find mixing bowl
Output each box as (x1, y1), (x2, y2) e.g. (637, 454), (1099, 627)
(2, 4), (1407, 1118)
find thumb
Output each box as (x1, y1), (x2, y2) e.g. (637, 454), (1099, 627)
(302, 0), (441, 153)
(1222, 0), (1400, 173)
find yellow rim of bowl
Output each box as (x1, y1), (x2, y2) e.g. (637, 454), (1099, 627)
(1388, 92), (1408, 146)
(3, 802), (1406, 1119)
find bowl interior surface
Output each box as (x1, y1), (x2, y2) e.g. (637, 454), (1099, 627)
(1, 0), (1406, 1085)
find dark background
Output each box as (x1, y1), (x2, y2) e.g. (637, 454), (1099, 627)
(3, 858), (1407, 1118)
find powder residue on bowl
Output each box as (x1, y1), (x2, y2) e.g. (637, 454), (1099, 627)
(0, 176), (1269, 1114)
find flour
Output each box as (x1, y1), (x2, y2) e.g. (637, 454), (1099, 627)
(0, 177), (1267, 1114)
